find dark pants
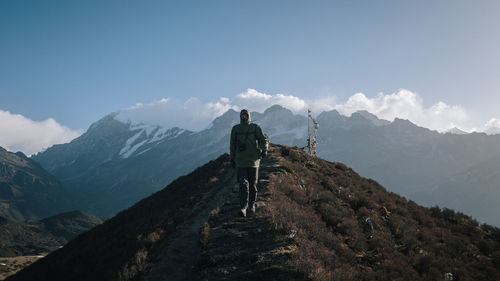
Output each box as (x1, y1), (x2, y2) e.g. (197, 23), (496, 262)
(237, 167), (259, 210)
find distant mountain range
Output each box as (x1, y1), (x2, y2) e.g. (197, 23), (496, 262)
(8, 145), (500, 281)
(31, 105), (306, 217)
(0, 210), (102, 257)
(315, 109), (500, 226)
(0, 147), (80, 221)
(32, 105), (500, 226)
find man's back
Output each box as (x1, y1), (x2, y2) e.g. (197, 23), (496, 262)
(230, 123), (266, 168)
(230, 110), (268, 168)
(230, 109), (268, 217)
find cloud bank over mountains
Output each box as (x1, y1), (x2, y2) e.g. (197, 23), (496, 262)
(3, 88), (499, 155)
(0, 110), (82, 155)
(334, 90), (469, 133)
(116, 88), (494, 134)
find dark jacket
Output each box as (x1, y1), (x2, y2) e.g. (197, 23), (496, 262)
(230, 111), (268, 168)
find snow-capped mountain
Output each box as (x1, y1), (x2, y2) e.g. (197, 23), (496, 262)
(31, 106), (306, 217)
(32, 105), (500, 226)
(117, 124), (185, 159)
(32, 114), (194, 217)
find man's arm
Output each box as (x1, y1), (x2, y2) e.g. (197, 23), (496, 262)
(230, 126), (236, 161)
(255, 125), (268, 153)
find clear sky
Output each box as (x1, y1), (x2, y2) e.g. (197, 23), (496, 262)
(1, 0), (500, 153)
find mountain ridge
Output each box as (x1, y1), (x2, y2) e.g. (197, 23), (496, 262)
(31, 105), (500, 226)
(9, 145), (500, 281)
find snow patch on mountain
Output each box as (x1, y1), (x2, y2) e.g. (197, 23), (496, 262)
(130, 124), (158, 137)
(149, 127), (169, 143)
(119, 131), (145, 157)
(121, 139), (148, 158)
(118, 124), (186, 159)
(135, 147), (152, 157)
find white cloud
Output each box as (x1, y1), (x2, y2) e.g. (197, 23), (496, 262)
(232, 88), (308, 113)
(0, 110), (83, 155)
(484, 118), (500, 135)
(114, 88), (494, 134)
(333, 90), (469, 132)
(115, 89), (309, 131)
(115, 97), (237, 131)
(231, 88), (471, 133)
(307, 96), (338, 113)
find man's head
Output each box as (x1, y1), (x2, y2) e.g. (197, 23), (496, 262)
(240, 109), (251, 124)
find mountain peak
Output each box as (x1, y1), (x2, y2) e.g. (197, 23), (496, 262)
(392, 117), (417, 127)
(15, 151), (28, 159)
(353, 110), (377, 118)
(9, 145), (500, 281)
(351, 110), (390, 127)
(317, 109), (343, 121)
(263, 104), (291, 114)
(208, 109), (239, 130)
(88, 112), (121, 131)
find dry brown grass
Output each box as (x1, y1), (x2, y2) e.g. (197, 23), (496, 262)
(265, 145), (500, 281)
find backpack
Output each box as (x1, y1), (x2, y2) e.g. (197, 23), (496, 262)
(235, 124), (268, 152)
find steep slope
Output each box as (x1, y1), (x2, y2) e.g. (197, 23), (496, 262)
(9, 145), (500, 281)
(0, 210), (103, 257)
(0, 147), (79, 221)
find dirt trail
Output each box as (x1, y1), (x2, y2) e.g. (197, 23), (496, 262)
(196, 149), (300, 281)
(142, 164), (236, 281)
(143, 147), (296, 281)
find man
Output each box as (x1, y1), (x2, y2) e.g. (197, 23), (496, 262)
(230, 109), (268, 217)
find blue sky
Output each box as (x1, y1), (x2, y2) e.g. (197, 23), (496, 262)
(1, 0), (500, 153)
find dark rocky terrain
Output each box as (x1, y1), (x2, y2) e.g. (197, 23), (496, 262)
(8, 145), (500, 281)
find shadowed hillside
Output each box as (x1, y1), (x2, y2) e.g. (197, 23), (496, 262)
(0, 210), (103, 257)
(0, 211), (102, 280)
(8, 145), (500, 281)
(0, 147), (79, 221)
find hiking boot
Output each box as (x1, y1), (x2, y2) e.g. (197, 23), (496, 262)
(248, 204), (256, 214)
(239, 208), (247, 217)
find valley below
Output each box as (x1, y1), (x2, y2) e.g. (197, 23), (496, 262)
(0, 255), (46, 280)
